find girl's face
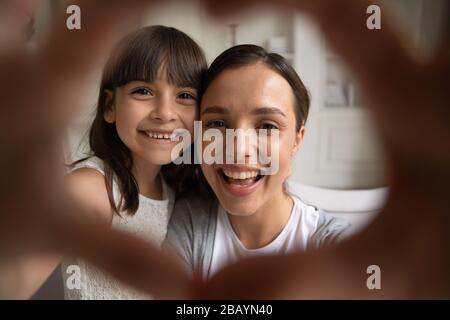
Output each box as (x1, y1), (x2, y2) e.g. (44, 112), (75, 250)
(200, 63), (305, 216)
(104, 68), (198, 166)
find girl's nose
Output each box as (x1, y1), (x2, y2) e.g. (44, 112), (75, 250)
(150, 96), (176, 122)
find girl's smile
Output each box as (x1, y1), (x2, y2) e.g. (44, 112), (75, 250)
(105, 75), (198, 165)
(138, 129), (178, 145)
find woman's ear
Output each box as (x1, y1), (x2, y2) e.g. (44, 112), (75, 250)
(292, 126), (305, 156)
(103, 90), (116, 124)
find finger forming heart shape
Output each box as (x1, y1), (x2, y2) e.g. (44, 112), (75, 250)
(0, 0), (449, 299)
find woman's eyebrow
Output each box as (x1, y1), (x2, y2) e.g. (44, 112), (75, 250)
(201, 105), (229, 115)
(251, 107), (286, 117)
(201, 106), (287, 117)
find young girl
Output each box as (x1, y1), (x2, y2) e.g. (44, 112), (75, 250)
(17, 25), (207, 299)
(165, 45), (351, 280)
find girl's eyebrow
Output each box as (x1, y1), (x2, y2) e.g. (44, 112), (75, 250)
(178, 87), (198, 92)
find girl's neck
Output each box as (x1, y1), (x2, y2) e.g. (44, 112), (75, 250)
(131, 155), (163, 200)
(227, 191), (294, 250)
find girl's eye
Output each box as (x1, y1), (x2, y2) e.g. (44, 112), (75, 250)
(178, 92), (196, 100)
(206, 120), (226, 128)
(259, 123), (279, 131)
(132, 87), (153, 96)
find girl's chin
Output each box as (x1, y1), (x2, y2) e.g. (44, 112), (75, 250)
(134, 152), (173, 166)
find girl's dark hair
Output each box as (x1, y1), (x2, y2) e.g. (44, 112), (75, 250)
(74, 25), (207, 215)
(199, 44), (310, 131)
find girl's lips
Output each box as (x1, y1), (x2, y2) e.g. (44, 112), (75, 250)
(138, 130), (177, 145)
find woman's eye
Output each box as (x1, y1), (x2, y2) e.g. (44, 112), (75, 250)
(206, 120), (226, 128)
(259, 123), (279, 131)
(132, 88), (152, 96)
(178, 92), (196, 100)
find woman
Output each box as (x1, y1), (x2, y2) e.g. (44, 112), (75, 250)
(165, 44), (351, 280)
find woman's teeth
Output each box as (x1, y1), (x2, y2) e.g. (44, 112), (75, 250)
(222, 169), (259, 180)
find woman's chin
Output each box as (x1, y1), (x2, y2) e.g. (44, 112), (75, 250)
(220, 202), (258, 217)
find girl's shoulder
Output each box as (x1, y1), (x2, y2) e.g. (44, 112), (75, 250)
(65, 156), (113, 223)
(68, 156), (106, 175)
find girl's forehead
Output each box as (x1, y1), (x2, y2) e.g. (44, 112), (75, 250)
(108, 46), (204, 89)
(122, 78), (198, 90)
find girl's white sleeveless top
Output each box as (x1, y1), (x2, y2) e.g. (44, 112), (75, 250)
(61, 157), (174, 300)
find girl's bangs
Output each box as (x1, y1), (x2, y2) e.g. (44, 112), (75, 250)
(105, 26), (206, 90)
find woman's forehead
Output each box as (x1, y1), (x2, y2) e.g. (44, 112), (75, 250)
(201, 64), (295, 113)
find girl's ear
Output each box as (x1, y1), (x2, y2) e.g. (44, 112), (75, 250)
(292, 126), (305, 156)
(103, 89), (116, 124)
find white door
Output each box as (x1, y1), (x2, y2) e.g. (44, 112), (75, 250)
(291, 16), (386, 189)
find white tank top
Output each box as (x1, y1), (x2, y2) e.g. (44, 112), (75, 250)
(61, 156), (174, 299)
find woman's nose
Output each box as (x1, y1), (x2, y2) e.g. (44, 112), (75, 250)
(226, 129), (259, 165)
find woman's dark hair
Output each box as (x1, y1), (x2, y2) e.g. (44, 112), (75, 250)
(74, 25), (207, 215)
(194, 44), (311, 199)
(199, 44), (310, 131)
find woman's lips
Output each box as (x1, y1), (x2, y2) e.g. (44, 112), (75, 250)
(217, 166), (263, 197)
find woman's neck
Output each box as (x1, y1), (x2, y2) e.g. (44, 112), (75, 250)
(131, 155), (163, 200)
(227, 191), (294, 250)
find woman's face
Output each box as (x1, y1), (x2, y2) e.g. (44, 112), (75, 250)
(200, 63), (304, 216)
(104, 68), (198, 166)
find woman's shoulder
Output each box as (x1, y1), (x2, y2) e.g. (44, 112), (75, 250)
(291, 194), (352, 247)
(170, 193), (218, 226)
(164, 193), (218, 273)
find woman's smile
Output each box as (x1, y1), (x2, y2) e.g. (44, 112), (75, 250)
(216, 165), (265, 197)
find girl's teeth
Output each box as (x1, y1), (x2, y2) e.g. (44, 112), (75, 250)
(223, 169), (259, 180)
(146, 131), (172, 139)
